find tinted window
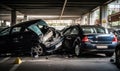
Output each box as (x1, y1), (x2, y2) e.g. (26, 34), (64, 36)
(70, 27), (79, 35)
(95, 27), (106, 33)
(82, 26), (106, 34)
(82, 27), (95, 34)
(63, 28), (71, 35)
(11, 27), (21, 33)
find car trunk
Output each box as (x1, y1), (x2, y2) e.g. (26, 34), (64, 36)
(84, 33), (114, 44)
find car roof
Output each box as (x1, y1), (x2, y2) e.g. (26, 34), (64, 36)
(67, 25), (105, 28)
(80, 25), (103, 27)
(12, 19), (48, 27)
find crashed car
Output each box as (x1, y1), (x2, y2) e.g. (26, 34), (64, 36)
(0, 19), (63, 57)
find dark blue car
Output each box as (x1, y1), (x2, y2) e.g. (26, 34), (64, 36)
(61, 25), (118, 57)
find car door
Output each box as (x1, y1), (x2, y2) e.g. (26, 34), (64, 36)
(63, 26), (80, 50)
(0, 27), (11, 53)
(62, 27), (73, 49)
(69, 26), (80, 46)
(9, 26), (23, 52)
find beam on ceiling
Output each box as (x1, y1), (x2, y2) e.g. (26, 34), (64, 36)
(104, 0), (115, 5)
(0, 4), (13, 10)
(60, 0), (67, 20)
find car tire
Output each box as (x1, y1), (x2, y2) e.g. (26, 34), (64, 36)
(115, 49), (120, 68)
(31, 45), (44, 57)
(74, 44), (81, 57)
(105, 52), (114, 57)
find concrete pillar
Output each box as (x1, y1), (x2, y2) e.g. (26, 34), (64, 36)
(23, 15), (28, 21)
(11, 10), (16, 26)
(88, 13), (91, 25)
(1, 20), (6, 26)
(80, 16), (83, 25)
(100, 6), (102, 25)
(0, 20), (1, 26)
(100, 5), (108, 27)
(90, 11), (94, 25)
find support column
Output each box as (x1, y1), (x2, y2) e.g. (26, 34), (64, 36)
(80, 16), (83, 25)
(23, 15), (28, 21)
(88, 13), (91, 25)
(90, 11), (94, 25)
(11, 10), (16, 26)
(100, 6), (102, 25)
(1, 20), (6, 26)
(100, 5), (108, 27)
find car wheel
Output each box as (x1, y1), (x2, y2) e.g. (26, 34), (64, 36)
(74, 44), (81, 57)
(31, 45), (44, 57)
(105, 52), (113, 57)
(116, 49), (120, 68)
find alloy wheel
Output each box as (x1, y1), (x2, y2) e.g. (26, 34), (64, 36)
(31, 45), (43, 57)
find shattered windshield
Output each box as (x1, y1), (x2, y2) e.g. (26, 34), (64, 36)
(28, 24), (42, 35)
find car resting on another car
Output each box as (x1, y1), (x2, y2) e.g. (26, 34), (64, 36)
(0, 19), (63, 57)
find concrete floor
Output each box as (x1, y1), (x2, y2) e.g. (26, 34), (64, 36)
(0, 54), (119, 71)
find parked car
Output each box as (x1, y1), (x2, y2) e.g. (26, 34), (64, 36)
(0, 19), (63, 57)
(61, 25), (118, 57)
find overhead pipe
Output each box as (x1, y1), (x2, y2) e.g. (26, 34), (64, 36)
(59, 0), (67, 20)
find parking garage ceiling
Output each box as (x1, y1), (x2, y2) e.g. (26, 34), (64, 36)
(0, 0), (115, 20)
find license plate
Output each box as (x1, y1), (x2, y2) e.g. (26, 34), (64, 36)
(97, 46), (108, 49)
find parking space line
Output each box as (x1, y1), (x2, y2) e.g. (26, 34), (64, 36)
(9, 64), (21, 71)
(0, 57), (10, 63)
(27, 59), (50, 62)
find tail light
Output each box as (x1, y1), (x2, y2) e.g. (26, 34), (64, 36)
(82, 36), (89, 42)
(112, 35), (118, 42)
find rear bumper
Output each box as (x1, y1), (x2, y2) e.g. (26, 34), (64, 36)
(81, 49), (115, 54)
(81, 42), (117, 53)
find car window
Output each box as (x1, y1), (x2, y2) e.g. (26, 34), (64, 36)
(82, 27), (95, 34)
(28, 24), (42, 35)
(0, 27), (10, 36)
(95, 27), (106, 33)
(11, 27), (21, 34)
(70, 27), (79, 35)
(63, 28), (71, 35)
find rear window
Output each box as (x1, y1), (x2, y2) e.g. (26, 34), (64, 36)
(82, 27), (95, 34)
(95, 27), (106, 33)
(81, 26), (106, 34)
